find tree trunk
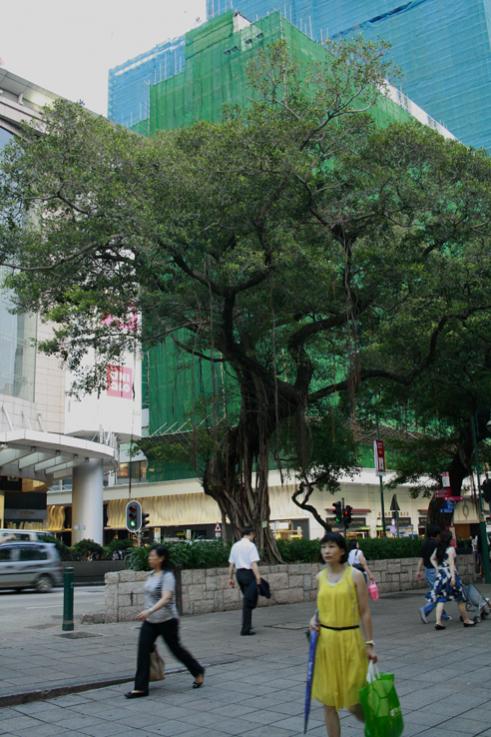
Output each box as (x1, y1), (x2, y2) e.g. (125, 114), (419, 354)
(429, 413), (489, 527)
(202, 369), (295, 563)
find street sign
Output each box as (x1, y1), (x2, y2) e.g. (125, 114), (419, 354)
(441, 500), (455, 514)
(373, 439), (386, 475)
(441, 471), (451, 488)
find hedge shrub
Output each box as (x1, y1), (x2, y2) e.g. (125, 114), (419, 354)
(125, 536), (439, 571)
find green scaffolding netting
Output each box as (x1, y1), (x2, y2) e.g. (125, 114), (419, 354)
(149, 11), (413, 133)
(135, 10), (428, 477)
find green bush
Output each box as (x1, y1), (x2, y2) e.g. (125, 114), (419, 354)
(126, 541), (231, 571)
(358, 537), (422, 560)
(278, 536), (422, 563)
(103, 538), (134, 558)
(39, 534), (73, 561)
(277, 538), (321, 563)
(71, 538), (105, 561)
(125, 536), (428, 570)
(127, 545), (151, 571)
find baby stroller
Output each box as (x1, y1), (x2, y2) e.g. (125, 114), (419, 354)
(462, 582), (490, 622)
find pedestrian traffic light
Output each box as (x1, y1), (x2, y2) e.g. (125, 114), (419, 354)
(343, 505), (353, 528)
(333, 501), (343, 524)
(125, 500), (142, 532)
(142, 512), (150, 529)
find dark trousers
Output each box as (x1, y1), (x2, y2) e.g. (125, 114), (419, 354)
(236, 569), (258, 634)
(134, 618), (203, 692)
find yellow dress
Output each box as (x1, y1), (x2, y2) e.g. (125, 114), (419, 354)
(312, 566), (368, 708)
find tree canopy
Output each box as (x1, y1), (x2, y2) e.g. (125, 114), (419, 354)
(2, 40), (491, 555)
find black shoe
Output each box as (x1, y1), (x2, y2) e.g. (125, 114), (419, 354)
(240, 630), (256, 636)
(192, 669), (205, 688)
(435, 624), (446, 631)
(125, 690), (148, 699)
(463, 621), (476, 627)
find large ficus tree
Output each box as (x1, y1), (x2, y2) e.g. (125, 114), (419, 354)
(2, 40), (491, 559)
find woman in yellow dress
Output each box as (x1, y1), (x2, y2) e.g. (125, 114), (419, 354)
(310, 532), (378, 737)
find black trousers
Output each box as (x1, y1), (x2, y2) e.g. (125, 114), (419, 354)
(236, 569), (258, 634)
(134, 618), (203, 692)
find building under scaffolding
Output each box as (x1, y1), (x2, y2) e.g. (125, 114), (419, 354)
(109, 9), (453, 466)
(207, 0), (491, 152)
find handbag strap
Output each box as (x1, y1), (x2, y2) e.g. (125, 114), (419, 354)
(367, 661), (380, 683)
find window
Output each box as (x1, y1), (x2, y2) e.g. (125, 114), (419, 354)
(117, 460), (147, 484)
(19, 546), (47, 561)
(0, 547), (13, 561)
(0, 266), (37, 401)
(0, 126), (13, 150)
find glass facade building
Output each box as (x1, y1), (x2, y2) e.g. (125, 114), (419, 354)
(0, 128), (37, 402)
(207, 0), (491, 152)
(108, 37), (186, 130)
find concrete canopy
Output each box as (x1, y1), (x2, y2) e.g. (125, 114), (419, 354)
(0, 430), (115, 481)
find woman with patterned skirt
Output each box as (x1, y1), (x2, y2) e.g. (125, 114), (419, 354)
(428, 530), (477, 630)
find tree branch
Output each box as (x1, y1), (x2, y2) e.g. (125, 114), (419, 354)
(292, 480), (331, 532)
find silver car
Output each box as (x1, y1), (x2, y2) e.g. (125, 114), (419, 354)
(0, 542), (63, 592)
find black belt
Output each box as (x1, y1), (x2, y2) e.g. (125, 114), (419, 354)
(320, 624), (360, 631)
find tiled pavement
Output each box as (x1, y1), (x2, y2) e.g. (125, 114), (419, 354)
(1, 586), (491, 737)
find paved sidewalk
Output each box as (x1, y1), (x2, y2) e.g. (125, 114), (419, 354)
(1, 587), (491, 736)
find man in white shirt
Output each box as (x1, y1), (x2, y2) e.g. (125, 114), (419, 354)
(228, 527), (261, 636)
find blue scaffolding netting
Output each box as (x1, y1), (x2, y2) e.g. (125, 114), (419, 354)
(206, 0), (491, 152)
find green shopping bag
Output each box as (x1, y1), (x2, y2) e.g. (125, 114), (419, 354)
(359, 662), (404, 737)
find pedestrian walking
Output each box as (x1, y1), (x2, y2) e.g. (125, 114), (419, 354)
(309, 532), (378, 737)
(347, 540), (375, 583)
(228, 527), (262, 636)
(125, 545), (204, 698)
(416, 524), (450, 623)
(428, 531), (477, 630)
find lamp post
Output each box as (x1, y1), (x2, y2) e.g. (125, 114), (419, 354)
(471, 413), (491, 584)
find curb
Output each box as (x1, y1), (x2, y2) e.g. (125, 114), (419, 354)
(0, 675), (136, 708)
(0, 655), (239, 708)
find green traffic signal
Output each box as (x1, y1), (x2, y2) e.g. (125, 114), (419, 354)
(125, 501), (142, 532)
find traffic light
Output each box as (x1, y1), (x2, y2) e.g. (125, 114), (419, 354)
(125, 500), (142, 532)
(343, 505), (353, 528)
(141, 512), (152, 542)
(333, 501), (343, 525)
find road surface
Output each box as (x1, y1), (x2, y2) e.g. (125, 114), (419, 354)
(0, 586), (104, 634)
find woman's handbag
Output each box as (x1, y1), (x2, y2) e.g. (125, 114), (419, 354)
(368, 582), (380, 601)
(359, 662), (404, 737)
(149, 647), (165, 682)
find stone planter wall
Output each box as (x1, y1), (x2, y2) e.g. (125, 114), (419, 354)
(104, 554), (476, 622)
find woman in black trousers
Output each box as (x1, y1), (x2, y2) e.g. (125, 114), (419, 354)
(125, 545), (204, 698)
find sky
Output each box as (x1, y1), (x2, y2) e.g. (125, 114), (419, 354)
(0, 0), (206, 116)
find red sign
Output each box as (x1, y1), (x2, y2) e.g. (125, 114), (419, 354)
(435, 489), (463, 502)
(106, 365), (134, 399)
(373, 439), (386, 475)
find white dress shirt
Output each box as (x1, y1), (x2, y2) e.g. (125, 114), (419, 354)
(229, 538), (260, 570)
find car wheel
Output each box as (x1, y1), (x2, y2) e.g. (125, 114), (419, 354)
(36, 575), (53, 593)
